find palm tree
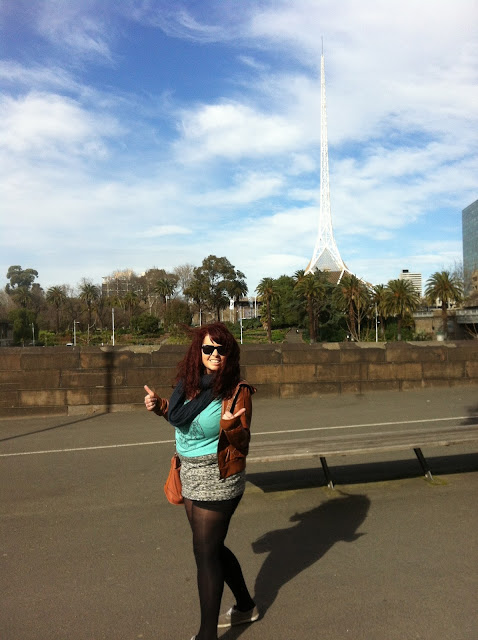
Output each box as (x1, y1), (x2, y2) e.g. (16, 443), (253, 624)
(372, 284), (387, 340)
(425, 271), (463, 338)
(79, 282), (99, 330)
(184, 276), (209, 326)
(155, 278), (176, 306)
(383, 279), (420, 341)
(227, 273), (248, 322)
(46, 285), (67, 332)
(256, 278), (277, 343)
(294, 271), (328, 343)
(122, 291), (140, 324)
(333, 274), (371, 341)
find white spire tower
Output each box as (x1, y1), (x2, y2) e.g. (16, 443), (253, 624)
(305, 45), (350, 282)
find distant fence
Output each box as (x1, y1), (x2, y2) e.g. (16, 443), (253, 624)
(1, 341), (477, 417)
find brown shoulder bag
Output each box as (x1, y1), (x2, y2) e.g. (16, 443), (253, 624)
(164, 453), (184, 505)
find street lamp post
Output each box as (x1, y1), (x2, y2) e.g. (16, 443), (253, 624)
(112, 308), (115, 346)
(73, 320), (79, 346)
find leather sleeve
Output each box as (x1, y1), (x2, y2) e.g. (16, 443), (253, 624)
(152, 396), (169, 420)
(219, 385), (253, 453)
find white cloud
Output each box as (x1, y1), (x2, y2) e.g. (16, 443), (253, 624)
(37, 0), (114, 60)
(0, 92), (121, 156)
(175, 102), (303, 162)
(137, 225), (192, 238)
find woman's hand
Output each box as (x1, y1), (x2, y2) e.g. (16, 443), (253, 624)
(222, 407), (246, 420)
(144, 384), (158, 411)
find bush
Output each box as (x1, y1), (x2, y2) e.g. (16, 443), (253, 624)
(131, 314), (162, 335)
(241, 318), (262, 330)
(39, 330), (56, 346)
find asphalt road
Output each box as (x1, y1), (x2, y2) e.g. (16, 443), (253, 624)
(1, 386), (477, 640)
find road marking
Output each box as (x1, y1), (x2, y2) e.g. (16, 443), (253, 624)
(253, 415), (478, 436)
(0, 415), (476, 458)
(0, 439), (175, 457)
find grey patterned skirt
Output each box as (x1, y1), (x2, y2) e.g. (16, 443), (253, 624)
(178, 452), (245, 502)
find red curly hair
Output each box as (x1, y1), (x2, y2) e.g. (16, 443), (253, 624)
(175, 322), (241, 400)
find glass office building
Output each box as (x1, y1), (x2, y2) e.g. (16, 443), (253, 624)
(462, 200), (478, 294)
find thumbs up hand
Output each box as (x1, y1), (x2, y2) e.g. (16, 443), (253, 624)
(144, 385), (158, 411)
(222, 407), (246, 420)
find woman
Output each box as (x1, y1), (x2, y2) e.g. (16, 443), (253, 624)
(144, 322), (258, 640)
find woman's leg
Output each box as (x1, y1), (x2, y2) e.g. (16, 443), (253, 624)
(183, 496), (254, 640)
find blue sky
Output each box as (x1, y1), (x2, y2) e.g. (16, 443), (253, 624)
(1, 0), (477, 297)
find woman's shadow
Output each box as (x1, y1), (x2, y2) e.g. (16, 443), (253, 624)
(221, 492), (370, 639)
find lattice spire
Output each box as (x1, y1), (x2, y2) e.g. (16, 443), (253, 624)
(305, 48), (350, 282)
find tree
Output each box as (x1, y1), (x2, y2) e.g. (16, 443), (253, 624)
(372, 284), (387, 340)
(190, 255), (247, 321)
(294, 270), (329, 343)
(333, 274), (371, 341)
(163, 299), (192, 331)
(173, 264), (195, 295)
(122, 291), (141, 324)
(383, 279), (420, 341)
(79, 281), (100, 330)
(228, 272), (248, 322)
(269, 275), (302, 327)
(8, 308), (37, 345)
(155, 278), (177, 306)
(184, 273), (209, 325)
(256, 277), (277, 343)
(5, 265), (39, 293)
(425, 270), (463, 338)
(46, 286), (68, 332)
(11, 286), (32, 309)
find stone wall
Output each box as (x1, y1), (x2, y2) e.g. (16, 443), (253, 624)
(1, 341), (477, 417)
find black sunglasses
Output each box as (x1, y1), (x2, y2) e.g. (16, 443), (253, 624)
(201, 344), (227, 356)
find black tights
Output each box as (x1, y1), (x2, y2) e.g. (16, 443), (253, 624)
(184, 495), (255, 640)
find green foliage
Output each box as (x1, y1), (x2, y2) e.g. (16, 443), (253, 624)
(270, 275), (302, 327)
(241, 317), (262, 330)
(5, 265), (39, 291)
(8, 308), (37, 345)
(425, 270), (464, 337)
(39, 330), (56, 346)
(256, 277), (277, 343)
(316, 307), (348, 342)
(243, 328), (288, 343)
(294, 270), (335, 342)
(131, 313), (162, 335)
(413, 330), (433, 341)
(167, 324), (190, 341)
(384, 318), (415, 341)
(383, 279), (420, 341)
(332, 274), (371, 341)
(186, 255), (247, 321)
(163, 299), (192, 331)
(155, 277), (177, 304)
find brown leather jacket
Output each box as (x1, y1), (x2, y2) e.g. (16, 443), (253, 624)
(152, 381), (255, 480)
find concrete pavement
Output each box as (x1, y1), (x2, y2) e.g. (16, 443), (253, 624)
(1, 386), (477, 640)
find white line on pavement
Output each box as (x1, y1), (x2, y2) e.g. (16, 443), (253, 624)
(1, 414), (476, 458)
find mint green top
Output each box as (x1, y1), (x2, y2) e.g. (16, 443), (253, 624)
(175, 399), (222, 457)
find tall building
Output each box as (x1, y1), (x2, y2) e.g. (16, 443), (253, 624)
(399, 269), (422, 297)
(102, 269), (140, 297)
(462, 199), (478, 295)
(305, 48), (351, 284)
